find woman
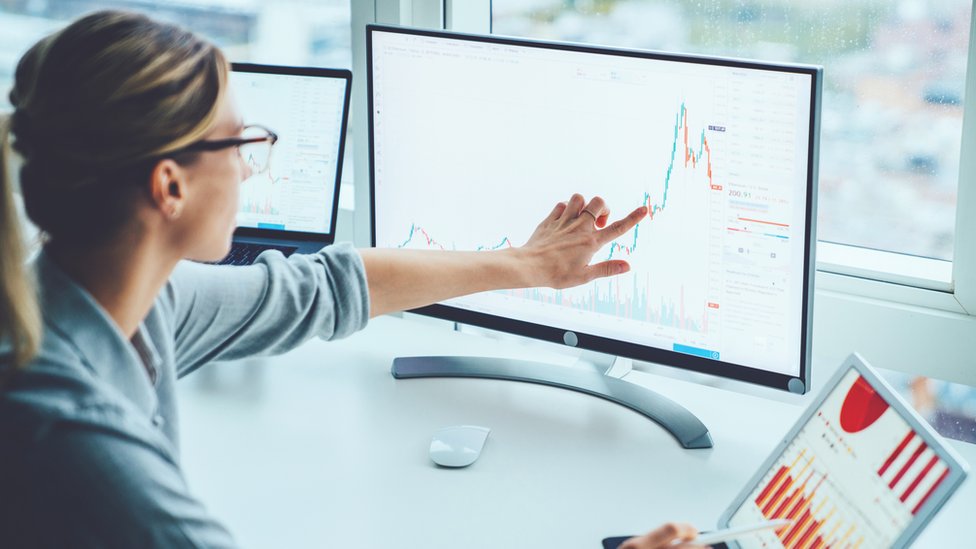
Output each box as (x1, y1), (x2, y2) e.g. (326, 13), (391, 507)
(0, 11), (702, 548)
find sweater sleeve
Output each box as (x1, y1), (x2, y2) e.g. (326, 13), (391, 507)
(165, 244), (370, 377)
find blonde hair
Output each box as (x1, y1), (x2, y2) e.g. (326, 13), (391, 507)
(0, 114), (40, 369)
(1, 10), (229, 370)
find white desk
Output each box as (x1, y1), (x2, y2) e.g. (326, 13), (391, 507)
(178, 316), (975, 548)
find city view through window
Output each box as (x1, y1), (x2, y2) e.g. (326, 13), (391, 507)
(494, 0), (972, 261)
(0, 0), (352, 103)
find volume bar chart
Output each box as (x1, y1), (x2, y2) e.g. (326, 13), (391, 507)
(505, 276), (710, 333)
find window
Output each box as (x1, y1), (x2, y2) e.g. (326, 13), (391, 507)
(0, 0), (352, 105)
(882, 368), (976, 443)
(493, 0), (971, 262)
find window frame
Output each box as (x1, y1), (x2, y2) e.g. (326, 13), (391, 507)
(350, 0), (976, 387)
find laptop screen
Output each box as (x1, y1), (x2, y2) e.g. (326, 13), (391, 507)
(229, 64), (351, 237)
(726, 365), (962, 548)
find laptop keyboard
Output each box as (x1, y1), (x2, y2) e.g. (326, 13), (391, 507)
(217, 242), (299, 266)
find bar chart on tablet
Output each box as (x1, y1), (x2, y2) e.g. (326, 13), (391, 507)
(729, 370), (952, 549)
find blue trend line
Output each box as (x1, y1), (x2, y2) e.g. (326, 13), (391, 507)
(608, 223), (640, 260)
(400, 223), (511, 251)
(399, 224), (417, 248)
(477, 237), (513, 251)
(608, 102), (702, 260)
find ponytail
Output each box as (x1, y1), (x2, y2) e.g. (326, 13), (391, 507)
(0, 113), (41, 370)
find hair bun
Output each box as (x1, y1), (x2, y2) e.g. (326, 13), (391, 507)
(4, 10), (228, 245)
(8, 110), (36, 159)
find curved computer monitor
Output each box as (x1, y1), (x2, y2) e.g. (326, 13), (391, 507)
(367, 25), (820, 399)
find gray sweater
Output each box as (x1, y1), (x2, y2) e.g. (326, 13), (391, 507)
(0, 244), (370, 547)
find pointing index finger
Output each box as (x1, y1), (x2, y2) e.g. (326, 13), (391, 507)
(597, 205), (647, 246)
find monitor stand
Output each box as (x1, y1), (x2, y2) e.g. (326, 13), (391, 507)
(392, 348), (713, 450)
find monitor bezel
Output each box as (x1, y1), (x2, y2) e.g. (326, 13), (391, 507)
(367, 24), (822, 393)
(231, 62), (353, 243)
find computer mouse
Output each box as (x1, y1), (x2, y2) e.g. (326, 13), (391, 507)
(429, 425), (491, 468)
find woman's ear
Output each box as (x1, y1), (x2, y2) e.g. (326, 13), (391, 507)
(149, 159), (187, 220)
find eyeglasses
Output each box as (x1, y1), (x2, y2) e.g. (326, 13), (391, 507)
(176, 124), (278, 174)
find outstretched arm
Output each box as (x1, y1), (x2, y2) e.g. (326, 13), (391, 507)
(166, 193), (643, 373)
(360, 193), (647, 318)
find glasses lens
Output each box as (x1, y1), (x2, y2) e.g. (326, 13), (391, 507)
(239, 128), (273, 174)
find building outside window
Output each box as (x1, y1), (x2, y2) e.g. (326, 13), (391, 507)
(0, 0), (352, 106)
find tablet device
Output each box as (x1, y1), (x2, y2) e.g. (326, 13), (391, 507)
(717, 353), (968, 548)
(602, 354), (968, 548)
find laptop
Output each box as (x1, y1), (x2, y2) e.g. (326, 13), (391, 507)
(219, 62), (352, 266)
(604, 353), (969, 549)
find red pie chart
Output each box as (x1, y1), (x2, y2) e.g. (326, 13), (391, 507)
(840, 375), (890, 433)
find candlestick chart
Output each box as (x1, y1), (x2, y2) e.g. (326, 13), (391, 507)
(394, 102), (721, 339)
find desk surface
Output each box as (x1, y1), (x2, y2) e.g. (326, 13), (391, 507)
(177, 315), (975, 548)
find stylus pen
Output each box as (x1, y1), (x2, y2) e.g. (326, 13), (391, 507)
(684, 519), (794, 546)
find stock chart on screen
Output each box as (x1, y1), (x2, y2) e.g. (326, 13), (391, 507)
(231, 70), (346, 233)
(371, 30), (814, 377)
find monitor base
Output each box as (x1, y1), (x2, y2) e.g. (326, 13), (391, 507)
(392, 355), (713, 449)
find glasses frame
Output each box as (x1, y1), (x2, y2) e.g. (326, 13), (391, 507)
(174, 124), (279, 171)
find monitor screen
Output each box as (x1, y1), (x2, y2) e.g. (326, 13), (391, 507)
(230, 65), (350, 235)
(368, 27), (820, 391)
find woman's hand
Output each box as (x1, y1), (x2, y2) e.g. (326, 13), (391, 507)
(620, 523), (706, 549)
(516, 193), (647, 289)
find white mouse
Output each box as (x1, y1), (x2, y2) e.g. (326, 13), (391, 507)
(429, 425), (491, 468)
